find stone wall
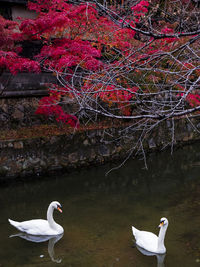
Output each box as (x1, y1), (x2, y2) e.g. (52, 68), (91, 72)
(0, 118), (200, 179)
(0, 73), (54, 128)
(0, 73), (79, 129)
(0, 97), (46, 128)
(0, 128), (126, 179)
(0, 95), (78, 129)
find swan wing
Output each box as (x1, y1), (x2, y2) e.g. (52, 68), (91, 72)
(134, 230), (158, 253)
(9, 219), (57, 235)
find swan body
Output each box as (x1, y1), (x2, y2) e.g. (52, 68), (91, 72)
(8, 201), (64, 236)
(132, 217), (168, 254)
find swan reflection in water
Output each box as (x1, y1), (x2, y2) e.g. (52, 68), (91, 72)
(136, 245), (166, 267)
(10, 233), (63, 263)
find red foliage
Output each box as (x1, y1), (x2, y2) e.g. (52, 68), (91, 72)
(0, 50), (40, 74)
(0, 15), (41, 74)
(0, 16), (19, 50)
(0, 0), (199, 127)
(36, 89), (79, 128)
(187, 94), (200, 107)
(131, 0), (149, 22)
(37, 39), (102, 72)
(132, 0), (149, 13)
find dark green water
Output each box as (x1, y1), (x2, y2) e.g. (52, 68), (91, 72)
(1, 143), (200, 266)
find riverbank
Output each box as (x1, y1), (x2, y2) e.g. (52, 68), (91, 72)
(0, 122), (130, 179)
(0, 118), (200, 180)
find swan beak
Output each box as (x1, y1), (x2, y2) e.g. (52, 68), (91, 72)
(159, 221), (164, 228)
(57, 207), (62, 213)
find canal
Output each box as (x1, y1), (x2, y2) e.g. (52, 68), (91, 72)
(0, 143), (200, 266)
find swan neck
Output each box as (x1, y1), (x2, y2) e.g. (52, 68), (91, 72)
(158, 225), (167, 250)
(47, 205), (56, 228)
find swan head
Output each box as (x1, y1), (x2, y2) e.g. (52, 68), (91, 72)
(50, 201), (63, 213)
(158, 217), (168, 228)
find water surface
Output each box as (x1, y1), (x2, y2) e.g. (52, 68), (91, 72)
(0, 143), (200, 266)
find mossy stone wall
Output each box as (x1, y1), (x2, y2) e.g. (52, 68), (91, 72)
(0, 118), (200, 180)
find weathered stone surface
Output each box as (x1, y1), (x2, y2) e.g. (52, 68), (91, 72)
(0, 92), (78, 129)
(68, 152), (79, 163)
(12, 108), (24, 120)
(13, 141), (24, 149)
(83, 139), (89, 146)
(98, 145), (110, 157)
(0, 97), (42, 128)
(148, 138), (156, 149)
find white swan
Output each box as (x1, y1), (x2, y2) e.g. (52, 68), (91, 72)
(132, 217), (168, 254)
(8, 201), (64, 236)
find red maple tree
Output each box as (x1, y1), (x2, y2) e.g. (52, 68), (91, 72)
(0, 0), (200, 129)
